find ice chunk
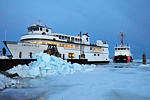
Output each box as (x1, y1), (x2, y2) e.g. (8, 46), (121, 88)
(8, 53), (93, 78)
(0, 74), (19, 90)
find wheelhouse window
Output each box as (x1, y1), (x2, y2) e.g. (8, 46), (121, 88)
(28, 27), (40, 32)
(67, 37), (70, 41)
(59, 35), (62, 39)
(46, 29), (49, 32)
(75, 38), (77, 42)
(65, 36), (67, 39)
(71, 37), (74, 42)
(86, 38), (88, 41)
(33, 27), (39, 31)
(40, 28), (42, 31)
(80, 39), (82, 42)
(62, 36), (64, 39)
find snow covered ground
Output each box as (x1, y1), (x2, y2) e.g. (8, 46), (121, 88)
(0, 74), (19, 90)
(0, 53), (93, 90)
(0, 53), (150, 100)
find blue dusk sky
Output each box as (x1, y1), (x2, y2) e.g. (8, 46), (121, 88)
(0, 0), (150, 59)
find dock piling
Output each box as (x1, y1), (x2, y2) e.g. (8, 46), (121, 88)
(142, 52), (146, 65)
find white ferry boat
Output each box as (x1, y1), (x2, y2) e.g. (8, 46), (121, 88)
(113, 32), (133, 63)
(3, 24), (109, 64)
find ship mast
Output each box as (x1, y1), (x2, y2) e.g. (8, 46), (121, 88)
(121, 32), (124, 47)
(5, 30), (7, 41)
(38, 20), (41, 25)
(79, 32), (82, 59)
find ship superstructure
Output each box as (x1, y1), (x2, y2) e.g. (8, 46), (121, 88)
(113, 32), (133, 63)
(4, 24), (109, 64)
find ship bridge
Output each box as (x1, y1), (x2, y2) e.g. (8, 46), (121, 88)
(20, 24), (56, 42)
(27, 24), (52, 35)
(20, 24), (108, 48)
(114, 45), (132, 57)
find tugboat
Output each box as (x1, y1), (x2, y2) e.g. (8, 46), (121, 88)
(113, 32), (133, 63)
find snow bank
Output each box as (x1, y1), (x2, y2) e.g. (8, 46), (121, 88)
(0, 74), (18, 90)
(134, 59), (150, 63)
(8, 53), (94, 78)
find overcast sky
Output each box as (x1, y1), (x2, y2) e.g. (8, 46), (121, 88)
(0, 0), (150, 58)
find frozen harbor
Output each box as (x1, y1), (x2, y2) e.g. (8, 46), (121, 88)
(0, 53), (150, 100)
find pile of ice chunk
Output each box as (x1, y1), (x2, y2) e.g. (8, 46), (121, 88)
(8, 53), (94, 78)
(0, 74), (18, 90)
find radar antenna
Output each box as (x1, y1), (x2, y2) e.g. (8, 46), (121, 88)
(121, 32), (124, 47)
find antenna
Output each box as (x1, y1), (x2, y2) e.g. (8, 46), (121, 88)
(5, 30), (7, 41)
(38, 20), (41, 25)
(121, 32), (124, 47)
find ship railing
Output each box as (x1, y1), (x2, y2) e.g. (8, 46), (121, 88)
(21, 33), (53, 37)
(90, 43), (96, 46)
(21, 34), (29, 36)
(103, 41), (108, 44)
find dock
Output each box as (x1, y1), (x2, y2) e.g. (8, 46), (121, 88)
(0, 59), (37, 71)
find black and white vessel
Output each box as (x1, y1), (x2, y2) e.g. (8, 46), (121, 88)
(3, 23), (109, 64)
(113, 32), (133, 63)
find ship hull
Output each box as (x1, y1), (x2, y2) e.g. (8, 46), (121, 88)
(113, 55), (133, 63)
(0, 59), (37, 71)
(67, 59), (109, 64)
(0, 58), (109, 72)
(3, 41), (110, 64)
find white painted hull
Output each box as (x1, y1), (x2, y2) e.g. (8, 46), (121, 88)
(4, 41), (109, 62)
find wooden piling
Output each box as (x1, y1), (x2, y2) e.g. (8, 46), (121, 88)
(143, 52), (146, 65)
